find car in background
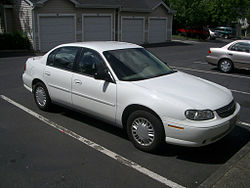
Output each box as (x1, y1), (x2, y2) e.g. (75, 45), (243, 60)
(215, 27), (236, 39)
(176, 27), (210, 39)
(208, 28), (216, 40)
(23, 41), (240, 152)
(206, 40), (250, 73)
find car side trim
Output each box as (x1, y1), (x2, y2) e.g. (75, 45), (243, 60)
(72, 91), (115, 107)
(48, 84), (71, 93)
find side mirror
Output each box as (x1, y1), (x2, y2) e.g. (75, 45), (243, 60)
(94, 68), (113, 83)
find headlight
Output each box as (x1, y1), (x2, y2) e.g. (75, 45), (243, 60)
(185, 110), (214, 120)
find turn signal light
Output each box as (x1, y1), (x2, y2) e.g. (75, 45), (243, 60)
(168, 124), (184, 130)
(24, 63), (26, 71)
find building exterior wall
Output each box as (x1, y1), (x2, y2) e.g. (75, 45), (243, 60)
(119, 4), (173, 43)
(4, 7), (15, 33)
(34, 0), (116, 50)
(9, 0), (173, 50)
(13, 0), (33, 45)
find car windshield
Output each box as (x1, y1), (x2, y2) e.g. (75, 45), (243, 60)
(103, 48), (175, 81)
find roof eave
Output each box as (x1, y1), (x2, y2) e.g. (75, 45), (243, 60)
(33, 0), (80, 8)
(153, 1), (175, 14)
(120, 8), (152, 13)
(75, 4), (120, 9)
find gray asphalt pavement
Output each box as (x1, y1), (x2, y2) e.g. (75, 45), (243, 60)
(0, 39), (249, 188)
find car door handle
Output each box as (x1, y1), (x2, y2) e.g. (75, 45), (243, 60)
(74, 79), (82, 85)
(44, 71), (50, 76)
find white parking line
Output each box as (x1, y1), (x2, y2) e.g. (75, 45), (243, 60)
(237, 121), (250, 128)
(173, 66), (250, 80)
(0, 95), (185, 188)
(193, 61), (208, 65)
(172, 39), (200, 44)
(230, 89), (250, 96)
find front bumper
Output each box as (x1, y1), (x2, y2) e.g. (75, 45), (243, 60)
(162, 103), (240, 147)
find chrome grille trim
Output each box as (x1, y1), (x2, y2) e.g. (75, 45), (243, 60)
(216, 100), (236, 118)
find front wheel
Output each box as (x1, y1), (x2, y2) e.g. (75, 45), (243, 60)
(126, 110), (165, 152)
(33, 82), (51, 111)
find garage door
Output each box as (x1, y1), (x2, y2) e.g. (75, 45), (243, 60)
(121, 17), (144, 44)
(83, 15), (112, 41)
(39, 15), (75, 52)
(148, 18), (167, 43)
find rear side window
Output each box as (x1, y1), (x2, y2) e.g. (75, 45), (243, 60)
(47, 47), (80, 71)
(229, 42), (250, 53)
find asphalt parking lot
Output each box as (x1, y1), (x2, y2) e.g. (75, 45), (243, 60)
(0, 39), (249, 188)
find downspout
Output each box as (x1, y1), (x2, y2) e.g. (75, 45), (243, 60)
(117, 7), (121, 41)
(31, 6), (36, 51)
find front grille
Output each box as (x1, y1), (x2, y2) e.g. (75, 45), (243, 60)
(216, 100), (236, 118)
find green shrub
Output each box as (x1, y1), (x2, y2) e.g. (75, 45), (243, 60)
(0, 32), (31, 50)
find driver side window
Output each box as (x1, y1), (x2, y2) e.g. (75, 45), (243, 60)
(76, 48), (106, 76)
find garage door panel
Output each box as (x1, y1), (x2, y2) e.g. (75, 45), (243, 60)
(149, 18), (167, 43)
(122, 18), (144, 44)
(83, 16), (112, 41)
(39, 16), (75, 52)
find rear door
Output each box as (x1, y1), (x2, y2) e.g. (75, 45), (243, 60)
(228, 42), (250, 68)
(71, 48), (116, 123)
(44, 46), (80, 105)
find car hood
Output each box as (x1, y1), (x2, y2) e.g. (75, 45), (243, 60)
(132, 72), (232, 110)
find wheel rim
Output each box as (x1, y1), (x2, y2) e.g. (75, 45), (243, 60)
(35, 86), (47, 107)
(131, 117), (155, 146)
(220, 60), (232, 72)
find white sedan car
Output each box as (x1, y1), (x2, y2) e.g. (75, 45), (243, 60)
(23, 42), (240, 152)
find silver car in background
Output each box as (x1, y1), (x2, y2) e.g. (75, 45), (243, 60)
(206, 40), (250, 73)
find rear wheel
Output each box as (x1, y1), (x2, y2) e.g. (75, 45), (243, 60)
(126, 110), (165, 152)
(33, 82), (51, 111)
(218, 59), (233, 73)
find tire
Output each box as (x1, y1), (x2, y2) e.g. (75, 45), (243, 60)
(33, 82), (51, 111)
(218, 59), (233, 73)
(126, 110), (165, 152)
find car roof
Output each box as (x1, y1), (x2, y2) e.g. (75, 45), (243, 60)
(234, 40), (250, 43)
(229, 40), (250, 45)
(56, 41), (143, 53)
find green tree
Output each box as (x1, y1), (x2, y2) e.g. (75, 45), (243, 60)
(165, 0), (249, 28)
(208, 0), (249, 27)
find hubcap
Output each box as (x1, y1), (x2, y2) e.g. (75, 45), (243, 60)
(131, 117), (155, 146)
(220, 60), (231, 72)
(35, 86), (47, 107)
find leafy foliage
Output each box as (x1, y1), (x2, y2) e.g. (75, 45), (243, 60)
(0, 32), (31, 50)
(165, 0), (249, 28)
